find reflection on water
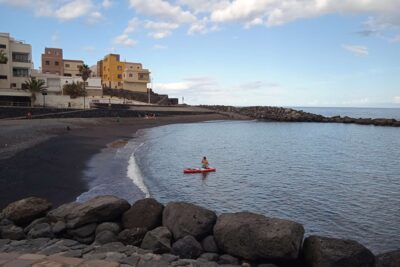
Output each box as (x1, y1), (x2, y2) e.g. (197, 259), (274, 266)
(135, 120), (400, 253)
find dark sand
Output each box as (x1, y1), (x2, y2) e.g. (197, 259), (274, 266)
(0, 114), (227, 209)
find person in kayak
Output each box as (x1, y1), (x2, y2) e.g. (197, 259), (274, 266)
(201, 156), (209, 169)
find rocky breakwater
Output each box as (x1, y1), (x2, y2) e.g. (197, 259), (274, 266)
(202, 105), (400, 127)
(0, 196), (399, 267)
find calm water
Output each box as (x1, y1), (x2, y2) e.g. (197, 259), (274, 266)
(134, 120), (400, 254)
(295, 107), (400, 120)
(80, 108), (400, 254)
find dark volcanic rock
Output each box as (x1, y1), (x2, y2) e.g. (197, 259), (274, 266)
(48, 196), (130, 228)
(375, 249), (400, 267)
(213, 212), (304, 261)
(67, 223), (97, 238)
(163, 202), (217, 241)
(201, 235), (219, 253)
(24, 217), (49, 234)
(118, 228), (147, 246)
(171, 235), (203, 259)
(95, 230), (118, 245)
(219, 254), (239, 265)
(2, 197), (52, 226)
(141, 226), (172, 254)
(95, 222), (121, 235)
(0, 224), (25, 240)
(122, 198), (164, 230)
(303, 235), (375, 267)
(27, 223), (53, 239)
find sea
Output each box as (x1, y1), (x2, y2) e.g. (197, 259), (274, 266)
(78, 107), (400, 254)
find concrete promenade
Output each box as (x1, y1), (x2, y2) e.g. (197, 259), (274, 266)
(0, 253), (121, 267)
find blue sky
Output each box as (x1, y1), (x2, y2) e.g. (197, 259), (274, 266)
(1, 0), (400, 107)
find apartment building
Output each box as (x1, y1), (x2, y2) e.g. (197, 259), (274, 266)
(63, 59), (83, 77)
(0, 33), (32, 104)
(98, 54), (150, 93)
(41, 48), (63, 75)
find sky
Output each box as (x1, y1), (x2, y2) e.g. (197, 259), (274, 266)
(1, 0), (400, 107)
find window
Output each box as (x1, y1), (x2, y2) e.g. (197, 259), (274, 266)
(0, 44), (6, 49)
(137, 67), (140, 69)
(65, 64), (70, 67)
(21, 83), (28, 89)
(55, 61), (59, 66)
(0, 75), (7, 79)
(117, 66), (122, 71)
(77, 65), (82, 69)
(64, 73), (72, 77)
(13, 53), (30, 62)
(13, 68), (29, 77)
(129, 74), (133, 77)
(11, 83), (16, 88)
(117, 74), (122, 79)
(45, 61), (50, 65)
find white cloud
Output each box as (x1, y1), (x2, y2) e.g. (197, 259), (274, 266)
(54, 0), (93, 21)
(102, 0), (112, 9)
(210, 0), (400, 27)
(0, 0), (105, 22)
(145, 21), (179, 39)
(114, 34), (137, 47)
(129, 0), (196, 24)
(342, 45), (369, 56)
(394, 96), (400, 104)
(155, 77), (286, 105)
(87, 11), (103, 24)
(390, 35), (400, 43)
(124, 18), (141, 34)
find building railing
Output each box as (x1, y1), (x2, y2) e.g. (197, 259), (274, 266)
(0, 101), (30, 107)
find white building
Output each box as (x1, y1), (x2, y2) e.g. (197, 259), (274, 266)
(0, 33), (33, 105)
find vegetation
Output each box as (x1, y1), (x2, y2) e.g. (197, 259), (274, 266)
(23, 78), (46, 106)
(63, 82), (86, 99)
(0, 50), (8, 64)
(78, 64), (92, 109)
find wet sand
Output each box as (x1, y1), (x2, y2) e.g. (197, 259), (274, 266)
(0, 114), (228, 209)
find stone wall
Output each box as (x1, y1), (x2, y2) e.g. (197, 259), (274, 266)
(1, 196), (398, 267)
(202, 105), (400, 127)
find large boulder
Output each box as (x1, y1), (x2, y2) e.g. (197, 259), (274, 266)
(163, 202), (217, 241)
(122, 198), (164, 230)
(201, 235), (219, 253)
(47, 196), (130, 228)
(375, 249), (400, 267)
(2, 197), (52, 226)
(141, 226), (172, 253)
(0, 224), (25, 240)
(118, 228), (147, 246)
(213, 212), (304, 261)
(171, 235), (203, 259)
(303, 235), (375, 267)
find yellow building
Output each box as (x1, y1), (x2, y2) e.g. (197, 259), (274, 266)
(98, 54), (150, 93)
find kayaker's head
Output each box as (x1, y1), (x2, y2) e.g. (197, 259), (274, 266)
(203, 156), (207, 160)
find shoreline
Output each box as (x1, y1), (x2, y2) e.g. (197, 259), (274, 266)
(0, 114), (229, 209)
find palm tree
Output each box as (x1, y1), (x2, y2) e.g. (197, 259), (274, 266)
(78, 64), (92, 109)
(24, 78), (46, 107)
(0, 50), (8, 64)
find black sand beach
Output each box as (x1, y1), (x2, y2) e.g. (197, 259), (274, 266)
(0, 114), (227, 209)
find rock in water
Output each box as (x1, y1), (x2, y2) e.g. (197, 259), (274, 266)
(2, 197), (52, 226)
(141, 226), (172, 253)
(122, 198), (164, 230)
(375, 250), (400, 267)
(213, 212), (304, 261)
(163, 202), (217, 240)
(47, 196), (130, 228)
(171, 235), (203, 259)
(302, 235), (375, 267)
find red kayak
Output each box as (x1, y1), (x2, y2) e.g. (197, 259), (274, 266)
(184, 168), (216, 174)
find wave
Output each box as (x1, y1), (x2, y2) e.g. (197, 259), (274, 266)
(127, 143), (150, 198)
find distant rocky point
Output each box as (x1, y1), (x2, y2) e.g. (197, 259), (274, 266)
(1, 196), (399, 266)
(202, 105), (400, 127)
